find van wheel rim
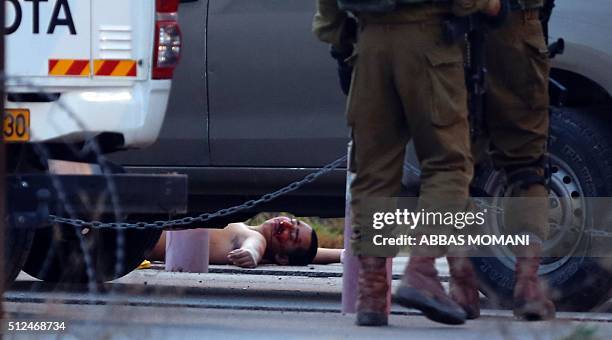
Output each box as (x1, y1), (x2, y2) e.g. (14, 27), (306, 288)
(481, 155), (586, 275)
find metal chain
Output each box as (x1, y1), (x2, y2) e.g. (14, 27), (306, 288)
(35, 155), (612, 239)
(2, 74), (340, 233)
(49, 155), (348, 231)
(7, 74), (612, 239)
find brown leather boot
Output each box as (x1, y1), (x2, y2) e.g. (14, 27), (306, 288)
(447, 257), (480, 319)
(356, 256), (389, 326)
(513, 243), (556, 321)
(395, 256), (466, 325)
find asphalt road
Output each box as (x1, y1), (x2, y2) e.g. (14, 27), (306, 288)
(3, 261), (612, 339)
(5, 302), (611, 340)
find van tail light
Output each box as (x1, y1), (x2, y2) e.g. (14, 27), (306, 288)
(153, 0), (182, 79)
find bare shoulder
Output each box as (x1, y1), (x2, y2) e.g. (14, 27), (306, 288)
(225, 223), (251, 234)
(225, 223), (265, 240)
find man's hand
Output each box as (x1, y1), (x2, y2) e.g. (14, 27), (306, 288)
(228, 248), (258, 268)
(483, 0), (501, 16)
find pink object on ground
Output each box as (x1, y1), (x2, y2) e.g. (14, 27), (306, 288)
(342, 142), (392, 314)
(165, 229), (210, 273)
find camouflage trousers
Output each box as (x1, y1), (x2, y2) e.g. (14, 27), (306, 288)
(474, 9), (551, 240)
(347, 12), (473, 257)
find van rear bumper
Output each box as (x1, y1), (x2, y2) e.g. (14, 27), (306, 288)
(7, 172), (188, 230)
(4, 80), (171, 150)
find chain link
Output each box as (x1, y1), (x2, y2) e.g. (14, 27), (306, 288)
(33, 155), (612, 239)
(48, 156), (348, 230)
(39, 152), (612, 239)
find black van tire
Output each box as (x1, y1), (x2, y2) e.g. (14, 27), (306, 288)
(3, 228), (34, 286)
(22, 161), (162, 283)
(4, 145), (39, 286)
(22, 225), (161, 283)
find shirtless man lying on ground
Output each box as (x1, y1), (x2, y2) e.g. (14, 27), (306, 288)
(151, 216), (342, 268)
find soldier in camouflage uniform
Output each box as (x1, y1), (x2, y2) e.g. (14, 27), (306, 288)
(314, 0), (502, 326)
(449, 0), (555, 321)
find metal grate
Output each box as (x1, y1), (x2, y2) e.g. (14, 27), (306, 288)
(98, 25), (133, 60)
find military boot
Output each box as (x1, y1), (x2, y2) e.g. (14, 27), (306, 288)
(356, 256), (389, 326)
(395, 256), (466, 325)
(447, 256), (480, 319)
(513, 242), (556, 321)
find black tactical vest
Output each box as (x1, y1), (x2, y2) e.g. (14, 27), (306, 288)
(337, 0), (449, 13)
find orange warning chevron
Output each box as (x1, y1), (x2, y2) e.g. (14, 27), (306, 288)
(94, 60), (137, 77)
(49, 59), (91, 76)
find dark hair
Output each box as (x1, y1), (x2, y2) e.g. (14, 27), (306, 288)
(287, 229), (318, 266)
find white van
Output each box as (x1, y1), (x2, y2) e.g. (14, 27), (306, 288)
(3, 0), (186, 286)
(3, 0), (181, 151)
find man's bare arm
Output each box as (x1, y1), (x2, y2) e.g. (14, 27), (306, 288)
(313, 248), (343, 264)
(227, 227), (266, 268)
